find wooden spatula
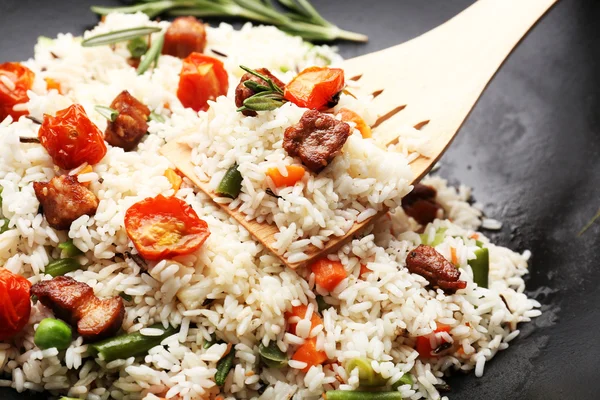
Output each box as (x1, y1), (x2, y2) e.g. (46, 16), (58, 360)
(161, 0), (558, 269)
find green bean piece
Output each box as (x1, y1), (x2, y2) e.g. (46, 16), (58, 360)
(325, 391), (403, 400)
(34, 318), (73, 350)
(216, 164), (243, 199)
(391, 373), (413, 390)
(148, 111), (165, 123)
(127, 36), (148, 58)
(44, 258), (81, 277)
(316, 295), (330, 313)
(419, 228), (447, 246)
(0, 218), (10, 234)
(215, 345), (235, 386)
(0, 186), (3, 209)
(345, 358), (386, 387)
(258, 342), (288, 368)
(91, 324), (177, 362)
(58, 239), (83, 257)
(468, 247), (489, 288)
(59, 397), (82, 400)
(119, 292), (133, 302)
(203, 333), (217, 349)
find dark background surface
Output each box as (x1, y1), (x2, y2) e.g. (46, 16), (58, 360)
(1, 0), (599, 399)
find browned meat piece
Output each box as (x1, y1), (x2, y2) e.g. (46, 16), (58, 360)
(104, 90), (151, 152)
(401, 183), (444, 225)
(162, 16), (207, 58)
(33, 175), (99, 230)
(235, 68), (285, 117)
(283, 110), (350, 172)
(31, 276), (124, 341)
(406, 245), (467, 293)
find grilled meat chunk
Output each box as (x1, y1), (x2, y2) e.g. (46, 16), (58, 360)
(235, 68), (285, 117)
(162, 16), (207, 59)
(401, 183), (443, 225)
(31, 276), (124, 341)
(406, 245), (467, 293)
(283, 110), (350, 172)
(33, 175), (99, 230)
(104, 90), (150, 151)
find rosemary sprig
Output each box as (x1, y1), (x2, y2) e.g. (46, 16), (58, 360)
(91, 0), (368, 43)
(81, 26), (161, 47)
(236, 65), (286, 113)
(94, 105), (119, 122)
(137, 32), (165, 75)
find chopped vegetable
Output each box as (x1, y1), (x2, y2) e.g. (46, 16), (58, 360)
(416, 324), (451, 358)
(137, 32), (165, 75)
(81, 26), (161, 47)
(469, 247), (489, 288)
(44, 77), (62, 93)
(124, 195), (210, 261)
(38, 104), (107, 170)
(149, 111), (165, 123)
(164, 168), (183, 192)
(258, 341), (288, 368)
(44, 258), (82, 277)
(286, 304), (323, 335)
(236, 66), (286, 114)
(419, 228), (447, 246)
(291, 337), (327, 372)
(345, 357), (386, 387)
(0, 62), (35, 121)
(216, 164), (243, 199)
(266, 165), (305, 187)
(127, 36), (149, 58)
(450, 247), (458, 266)
(34, 318), (73, 350)
(215, 344), (235, 386)
(0, 218), (10, 234)
(0, 269), (32, 341)
(391, 373), (413, 390)
(91, 323), (176, 362)
(90, 0), (368, 43)
(119, 292), (133, 302)
(325, 391), (403, 400)
(337, 108), (371, 138)
(57, 240), (83, 258)
(203, 333), (218, 349)
(94, 105), (119, 122)
(359, 263), (371, 277)
(316, 295), (329, 313)
(177, 52), (228, 112)
(310, 258), (347, 292)
(284, 66), (345, 110)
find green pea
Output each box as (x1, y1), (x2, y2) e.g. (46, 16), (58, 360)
(34, 318), (72, 350)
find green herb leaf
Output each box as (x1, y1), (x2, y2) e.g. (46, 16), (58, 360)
(94, 105), (119, 122)
(127, 36), (149, 58)
(240, 65), (284, 95)
(215, 345), (235, 386)
(148, 111), (166, 123)
(119, 292), (133, 302)
(137, 32), (165, 75)
(81, 26), (161, 47)
(243, 80), (270, 93)
(239, 92), (285, 112)
(203, 333), (218, 349)
(0, 218), (10, 234)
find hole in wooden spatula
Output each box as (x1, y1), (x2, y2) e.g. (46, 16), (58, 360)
(414, 120), (430, 130)
(371, 89), (384, 99)
(372, 104), (406, 128)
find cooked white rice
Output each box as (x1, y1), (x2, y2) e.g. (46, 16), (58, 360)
(0, 12), (540, 400)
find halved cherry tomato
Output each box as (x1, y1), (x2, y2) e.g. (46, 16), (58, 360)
(124, 195), (210, 261)
(0, 269), (32, 341)
(286, 304), (323, 336)
(177, 53), (229, 112)
(38, 104), (107, 170)
(266, 165), (305, 187)
(0, 62), (35, 122)
(44, 78), (62, 94)
(292, 337), (327, 372)
(310, 258), (347, 292)
(337, 107), (371, 138)
(284, 67), (344, 110)
(416, 324), (451, 358)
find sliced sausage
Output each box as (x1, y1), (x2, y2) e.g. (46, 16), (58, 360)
(31, 276), (124, 342)
(401, 183), (443, 225)
(283, 110), (350, 172)
(104, 90), (150, 151)
(406, 245), (467, 293)
(33, 175), (99, 230)
(235, 68), (285, 117)
(162, 16), (207, 59)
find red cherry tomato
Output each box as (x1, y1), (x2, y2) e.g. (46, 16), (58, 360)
(0, 62), (35, 122)
(284, 67), (345, 110)
(0, 269), (32, 341)
(416, 324), (452, 358)
(176, 53), (229, 112)
(38, 104), (107, 170)
(124, 195), (210, 261)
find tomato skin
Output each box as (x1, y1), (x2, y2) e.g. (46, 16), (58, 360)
(0, 62), (35, 122)
(38, 104), (107, 170)
(0, 269), (32, 341)
(176, 53), (229, 112)
(124, 195), (210, 261)
(284, 67), (345, 110)
(416, 324), (451, 358)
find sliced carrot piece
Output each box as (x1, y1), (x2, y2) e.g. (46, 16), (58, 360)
(266, 165), (305, 187)
(75, 165), (94, 188)
(337, 107), (372, 138)
(450, 247), (458, 266)
(164, 168), (183, 192)
(292, 337), (327, 372)
(44, 78), (62, 94)
(286, 304), (323, 335)
(359, 263), (371, 278)
(310, 258), (347, 292)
